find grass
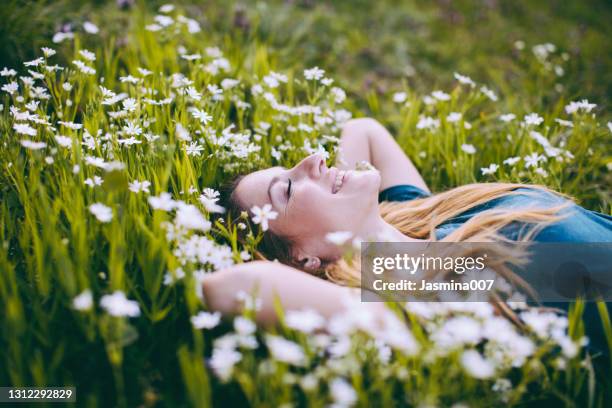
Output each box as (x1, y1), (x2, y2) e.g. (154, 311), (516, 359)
(0, 0), (611, 406)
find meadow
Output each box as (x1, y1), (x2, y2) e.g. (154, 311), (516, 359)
(1, 0), (611, 406)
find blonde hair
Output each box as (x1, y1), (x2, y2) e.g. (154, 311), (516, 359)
(325, 182), (572, 291)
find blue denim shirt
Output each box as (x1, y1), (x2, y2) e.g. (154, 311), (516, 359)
(378, 184), (612, 355)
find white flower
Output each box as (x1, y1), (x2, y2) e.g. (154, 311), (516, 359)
(499, 113), (516, 122)
(447, 112), (462, 123)
(100, 290), (140, 317)
(41, 47), (56, 57)
(266, 335), (306, 365)
(209, 346), (241, 382)
(524, 152), (545, 168)
(432, 90), (451, 101)
(24, 57), (44, 67)
(84, 176), (103, 187)
(523, 113), (544, 126)
(79, 49), (96, 62)
(20, 139), (47, 150)
(148, 192), (176, 211)
(54, 135), (72, 147)
(191, 311), (221, 329)
(607, 122), (612, 133)
(461, 350), (495, 379)
(461, 144), (476, 154)
(250, 204), (278, 231)
(89, 203), (113, 222)
(331, 87), (346, 103)
(392, 91), (407, 103)
(72, 60), (96, 75)
(480, 163), (499, 175)
(72, 289), (93, 311)
(554, 118), (573, 128)
(416, 116), (440, 130)
(52, 31), (74, 44)
(190, 108), (212, 124)
(325, 231), (353, 245)
(503, 156), (520, 166)
(175, 123), (191, 141)
(454, 72), (476, 87)
(565, 99), (596, 115)
(14, 123), (37, 136)
(285, 309), (326, 334)
(534, 167), (548, 177)
(128, 180), (151, 193)
(83, 21), (99, 34)
(234, 316), (256, 335)
(175, 204), (211, 231)
(480, 86), (498, 101)
(1, 81), (18, 94)
(304, 66), (325, 81)
(163, 267), (186, 285)
(330, 378), (357, 406)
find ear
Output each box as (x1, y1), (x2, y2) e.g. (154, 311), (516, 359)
(295, 253), (322, 272)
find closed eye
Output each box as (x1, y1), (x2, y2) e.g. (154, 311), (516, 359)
(286, 178), (292, 199)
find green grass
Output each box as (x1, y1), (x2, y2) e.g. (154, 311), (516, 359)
(0, 1), (611, 406)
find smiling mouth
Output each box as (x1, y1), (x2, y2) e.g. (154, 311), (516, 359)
(332, 170), (346, 194)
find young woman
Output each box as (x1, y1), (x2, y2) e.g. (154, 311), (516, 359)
(201, 118), (612, 347)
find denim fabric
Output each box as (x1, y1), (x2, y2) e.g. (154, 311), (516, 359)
(378, 184), (612, 355)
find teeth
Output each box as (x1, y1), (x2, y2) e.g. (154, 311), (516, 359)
(333, 170), (345, 194)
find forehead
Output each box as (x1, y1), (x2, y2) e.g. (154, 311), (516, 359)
(235, 166), (285, 209)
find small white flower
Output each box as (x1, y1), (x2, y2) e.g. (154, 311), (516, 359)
(234, 316), (256, 335)
(432, 90), (451, 101)
(330, 378), (357, 406)
(480, 86), (498, 101)
(72, 289), (93, 311)
(54, 135), (72, 147)
(565, 99), (596, 115)
(392, 91), (407, 103)
(454, 72), (476, 87)
(175, 123), (191, 141)
(461, 144), (476, 154)
(304, 66), (325, 81)
(100, 290), (140, 317)
(20, 139), (47, 150)
(286, 309), (326, 334)
(447, 112), (462, 123)
(250, 204), (278, 231)
(265, 335), (306, 366)
(175, 204), (211, 231)
(481, 163), (499, 175)
(523, 113), (544, 126)
(14, 123), (37, 136)
(41, 47), (56, 57)
(191, 311), (221, 329)
(89, 203), (113, 222)
(499, 113), (516, 122)
(148, 192), (176, 211)
(79, 49), (96, 62)
(503, 156), (520, 166)
(461, 350), (495, 379)
(83, 21), (100, 34)
(416, 116), (440, 130)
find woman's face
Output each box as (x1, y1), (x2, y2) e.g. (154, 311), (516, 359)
(234, 154), (381, 264)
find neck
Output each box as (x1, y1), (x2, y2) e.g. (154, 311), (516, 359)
(358, 213), (425, 242)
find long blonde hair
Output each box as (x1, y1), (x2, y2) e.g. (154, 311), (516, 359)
(325, 182), (572, 288)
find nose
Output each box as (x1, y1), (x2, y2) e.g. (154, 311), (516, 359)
(291, 153), (326, 179)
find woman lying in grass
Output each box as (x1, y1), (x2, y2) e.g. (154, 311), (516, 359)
(202, 118), (612, 349)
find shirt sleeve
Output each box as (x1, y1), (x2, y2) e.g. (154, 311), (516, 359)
(378, 184), (432, 203)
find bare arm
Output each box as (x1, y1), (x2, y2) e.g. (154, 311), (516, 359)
(201, 260), (388, 326)
(337, 117), (430, 193)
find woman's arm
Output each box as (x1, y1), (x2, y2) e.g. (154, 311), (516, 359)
(201, 260), (388, 326)
(337, 117), (430, 193)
